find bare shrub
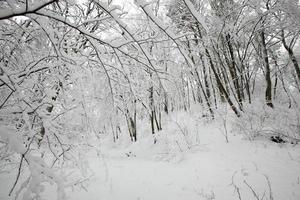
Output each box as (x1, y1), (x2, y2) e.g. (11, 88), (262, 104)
(231, 102), (300, 143)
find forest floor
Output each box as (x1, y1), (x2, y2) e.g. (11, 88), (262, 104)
(58, 121), (300, 200)
(1, 116), (300, 200)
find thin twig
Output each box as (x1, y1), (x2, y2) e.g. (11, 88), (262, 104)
(244, 180), (260, 200)
(264, 174), (274, 200)
(8, 155), (24, 196)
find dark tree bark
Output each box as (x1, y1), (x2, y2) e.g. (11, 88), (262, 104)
(281, 30), (300, 83)
(205, 49), (241, 117)
(225, 34), (243, 108)
(260, 31), (274, 108)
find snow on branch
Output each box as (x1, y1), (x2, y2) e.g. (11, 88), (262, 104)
(94, 0), (159, 73)
(34, 11), (114, 48)
(134, 0), (196, 69)
(183, 0), (208, 34)
(0, 0), (58, 20)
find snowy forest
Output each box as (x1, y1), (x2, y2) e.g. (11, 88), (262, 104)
(0, 0), (300, 199)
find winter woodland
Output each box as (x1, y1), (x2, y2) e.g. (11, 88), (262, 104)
(0, 0), (300, 199)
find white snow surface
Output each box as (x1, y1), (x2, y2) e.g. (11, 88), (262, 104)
(0, 127), (26, 154)
(1, 114), (300, 200)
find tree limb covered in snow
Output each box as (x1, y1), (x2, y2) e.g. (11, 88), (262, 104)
(0, 0), (59, 20)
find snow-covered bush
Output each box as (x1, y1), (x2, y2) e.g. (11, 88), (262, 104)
(113, 106), (213, 162)
(231, 102), (300, 143)
(0, 127), (66, 200)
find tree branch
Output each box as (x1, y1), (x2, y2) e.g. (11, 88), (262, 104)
(0, 0), (59, 21)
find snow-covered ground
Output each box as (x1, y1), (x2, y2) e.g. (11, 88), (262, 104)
(1, 115), (300, 200)
(67, 128), (300, 200)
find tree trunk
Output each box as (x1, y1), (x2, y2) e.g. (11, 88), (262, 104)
(261, 31), (274, 108)
(281, 30), (300, 83)
(205, 49), (241, 117)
